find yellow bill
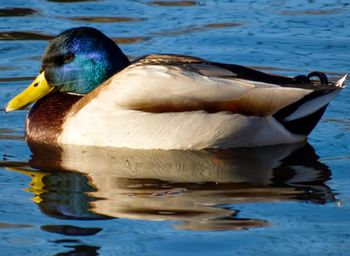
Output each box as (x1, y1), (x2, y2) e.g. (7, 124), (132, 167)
(5, 71), (54, 113)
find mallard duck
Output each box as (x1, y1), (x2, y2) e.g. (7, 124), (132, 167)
(5, 27), (346, 149)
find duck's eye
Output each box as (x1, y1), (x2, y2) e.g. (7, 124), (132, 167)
(63, 53), (74, 63)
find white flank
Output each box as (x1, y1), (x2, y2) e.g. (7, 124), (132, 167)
(58, 106), (305, 149)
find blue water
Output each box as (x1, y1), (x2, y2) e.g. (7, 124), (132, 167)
(0, 0), (350, 255)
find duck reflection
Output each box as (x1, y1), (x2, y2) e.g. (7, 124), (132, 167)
(52, 244), (100, 256)
(11, 142), (334, 231)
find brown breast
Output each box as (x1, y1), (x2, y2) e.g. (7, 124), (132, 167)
(26, 92), (82, 146)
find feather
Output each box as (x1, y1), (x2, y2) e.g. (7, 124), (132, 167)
(96, 65), (312, 116)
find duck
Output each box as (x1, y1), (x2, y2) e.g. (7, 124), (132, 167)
(5, 27), (346, 150)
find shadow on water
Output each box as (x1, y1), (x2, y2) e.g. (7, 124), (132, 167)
(1, 142), (334, 232)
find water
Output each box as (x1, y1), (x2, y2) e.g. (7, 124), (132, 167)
(0, 0), (349, 255)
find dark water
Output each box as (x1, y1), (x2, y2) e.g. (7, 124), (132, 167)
(0, 0), (349, 255)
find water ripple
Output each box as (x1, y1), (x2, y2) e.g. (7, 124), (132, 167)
(280, 9), (340, 16)
(0, 7), (37, 17)
(148, 1), (198, 7)
(0, 31), (53, 41)
(152, 22), (242, 37)
(47, 0), (98, 2)
(66, 16), (146, 23)
(0, 223), (32, 229)
(111, 36), (150, 44)
(0, 76), (35, 82)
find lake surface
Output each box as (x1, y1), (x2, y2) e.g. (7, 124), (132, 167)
(0, 0), (349, 255)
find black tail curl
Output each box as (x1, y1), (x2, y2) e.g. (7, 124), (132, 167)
(292, 71), (329, 85)
(215, 62), (329, 86)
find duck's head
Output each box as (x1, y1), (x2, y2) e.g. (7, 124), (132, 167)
(5, 27), (130, 112)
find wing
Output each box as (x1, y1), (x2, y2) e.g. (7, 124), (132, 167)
(131, 54), (331, 86)
(81, 54), (345, 117)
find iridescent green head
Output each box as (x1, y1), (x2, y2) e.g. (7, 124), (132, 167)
(42, 27), (130, 94)
(5, 27), (130, 112)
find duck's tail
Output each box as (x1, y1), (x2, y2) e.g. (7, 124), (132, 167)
(273, 75), (347, 136)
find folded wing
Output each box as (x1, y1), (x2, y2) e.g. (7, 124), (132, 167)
(87, 54), (345, 118)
